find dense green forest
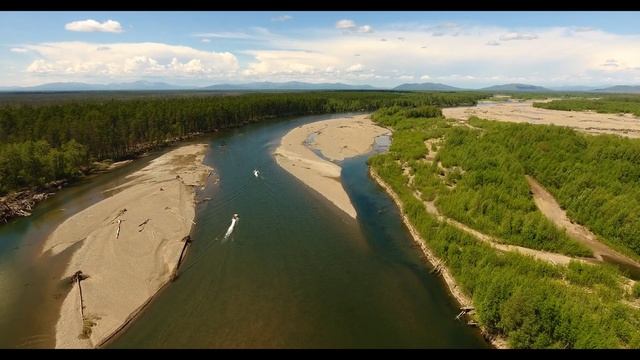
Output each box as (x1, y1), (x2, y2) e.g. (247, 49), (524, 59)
(534, 96), (640, 116)
(374, 106), (640, 258)
(373, 107), (589, 256)
(369, 106), (640, 348)
(0, 91), (484, 195)
(465, 118), (640, 259)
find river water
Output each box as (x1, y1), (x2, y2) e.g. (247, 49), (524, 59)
(0, 113), (488, 348)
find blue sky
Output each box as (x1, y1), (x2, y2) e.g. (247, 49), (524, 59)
(1, 11), (640, 88)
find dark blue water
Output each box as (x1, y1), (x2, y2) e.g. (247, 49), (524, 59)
(108, 113), (488, 348)
(0, 113), (488, 348)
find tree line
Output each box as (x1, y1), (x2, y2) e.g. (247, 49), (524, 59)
(534, 96), (640, 116)
(0, 91), (484, 195)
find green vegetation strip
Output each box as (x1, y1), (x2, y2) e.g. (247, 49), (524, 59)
(370, 105), (640, 348)
(534, 96), (640, 117)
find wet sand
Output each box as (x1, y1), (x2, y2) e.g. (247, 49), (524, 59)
(273, 114), (390, 218)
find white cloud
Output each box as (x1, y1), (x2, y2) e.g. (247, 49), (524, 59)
(574, 27), (596, 32)
(242, 50), (340, 78)
(336, 19), (373, 33)
(336, 19), (356, 30)
(238, 24), (640, 87)
(23, 42), (238, 78)
(271, 15), (292, 22)
(601, 59), (620, 67)
(420, 75), (431, 80)
(10, 47), (28, 53)
(201, 38), (211, 43)
(359, 25), (374, 33)
(486, 40), (501, 46)
(10, 22), (640, 88)
(499, 32), (538, 41)
(397, 75), (414, 80)
(193, 32), (253, 40)
(346, 63), (365, 72)
(65, 19), (123, 33)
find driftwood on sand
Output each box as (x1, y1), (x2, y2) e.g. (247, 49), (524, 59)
(137, 218), (150, 232)
(71, 271), (89, 319)
(171, 235), (192, 281)
(115, 219), (125, 239)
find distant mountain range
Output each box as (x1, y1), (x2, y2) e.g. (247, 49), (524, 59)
(592, 85), (640, 94)
(0, 80), (190, 92)
(203, 81), (378, 91)
(478, 83), (552, 92)
(392, 82), (462, 91)
(0, 81), (377, 92)
(2, 80), (640, 94)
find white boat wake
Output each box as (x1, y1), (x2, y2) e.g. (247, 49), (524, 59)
(223, 213), (239, 241)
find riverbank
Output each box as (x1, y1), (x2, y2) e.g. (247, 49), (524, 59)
(273, 114), (389, 219)
(40, 144), (213, 348)
(0, 133), (207, 225)
(368, 168), (508, 349)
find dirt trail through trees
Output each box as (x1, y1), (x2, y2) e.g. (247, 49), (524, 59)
(526, 175), (640, 272)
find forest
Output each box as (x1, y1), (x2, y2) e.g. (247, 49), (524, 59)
(534, 95), (640, 116)
(0, 91), (484, 195)
(369, 105), (640, 348)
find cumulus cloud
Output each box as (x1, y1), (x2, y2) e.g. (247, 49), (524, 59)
(271, 15), (292, 22)
(242, 50), (340, 77)
(12, 22), (640, 87)
(346, 63), (365, 72)
(336, 19), (356, 30)
(601, 59), (620, 67)
(201, 38), (211, 43)
(397, 75), (413, 80)
(193, 32), (254, 40)
(65, 19), (123, 33)
(574, 27), (596, 32)
(420, 75), (431, 80)
(499, 32), (538, 41)
(359, 25), (373, 33)
(336, 19), (373, 33)
(10, 47), (28, 53)
(23, 42), (238, 78)
(237, 24), (640, 87)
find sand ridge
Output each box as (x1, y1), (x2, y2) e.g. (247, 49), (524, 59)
(41, 144), (213, 348)
(443, 100), (640, 138)
(273, 114), (390, 219)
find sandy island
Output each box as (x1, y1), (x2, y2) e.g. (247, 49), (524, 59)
(273, 114), (390, 219)
(41, 144), (213, 348)
(443, 100), (640, 138)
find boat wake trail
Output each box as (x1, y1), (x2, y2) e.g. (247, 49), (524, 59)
(223, 214), (239, 242)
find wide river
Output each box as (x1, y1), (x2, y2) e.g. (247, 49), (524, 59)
(0, 113), (488, 348)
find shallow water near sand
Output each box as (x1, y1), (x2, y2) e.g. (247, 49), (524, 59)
(0, 113), (488, 348)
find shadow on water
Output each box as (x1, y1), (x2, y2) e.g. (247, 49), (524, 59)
(107, 113), (488, 348)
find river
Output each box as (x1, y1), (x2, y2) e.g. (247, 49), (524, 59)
(0, 113), (488, 348)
